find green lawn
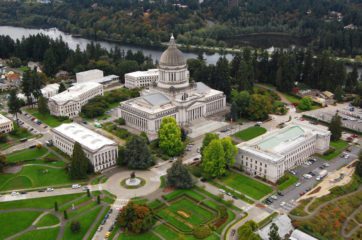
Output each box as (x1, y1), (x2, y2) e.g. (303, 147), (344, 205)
(277, 174), (299, 191)
(0, 211), (41, 239)
(0, 163), (77, 191)
(63, 206), (102, 240)
(321, 140), (349, 160)
(118, 232), (160, 240)
(0, 193), (84, 210)
(6, 147), (48, 163)
(10, 123), (33, 140)
(282, 93), (320, 111)
(157, 197), (215, 232)
(233, 126), (267, 141)
(25, 108), (71, 127)
(15, 227), (60, 240)
(218, 171), (273, 200)
(35, 213), (60, 227)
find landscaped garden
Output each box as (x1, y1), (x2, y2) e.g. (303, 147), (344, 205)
(233, 126), (267, 141)
(215, 170), (273, 200)
(0, 191), (115, 240)
(320, 139), (349, 160)
(0, 123), (34, 150)
(1, 148), (81, 191)
(24, 108), (71, 127)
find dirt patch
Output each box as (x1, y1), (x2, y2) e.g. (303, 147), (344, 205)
(163, 187), (174, 193)
(256, 203), (266, 208)
(3, 165), (23, 174)
(308, 186), (321, 195)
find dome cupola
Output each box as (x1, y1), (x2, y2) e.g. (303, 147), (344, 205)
(159, 34), (186, 67)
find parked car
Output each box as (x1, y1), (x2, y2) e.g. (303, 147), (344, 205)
(218, 189), (226, 194)
(277, 191), (284, 196)
(295, 182), (301, 187)
(271, 195), (278, 200)
(46, 187), (54, 192)
(11, 191), (19, 196)
(72, 184), (81, 189)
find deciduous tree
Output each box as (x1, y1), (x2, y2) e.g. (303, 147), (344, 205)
(221, 137), (237, 167)
(117, 202), (155, 233)
(202, 139), (226, 178)
(268, 223), (281, 240)
(8, 89), (21, 125)
(37, 96), (49, 114)
(158, 117), (184, 157)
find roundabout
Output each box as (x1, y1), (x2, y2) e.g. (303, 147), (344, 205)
(101, 169), (161, 199)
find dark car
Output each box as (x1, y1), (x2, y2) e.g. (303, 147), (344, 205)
(277, 191), (284, 196)
(231, 229), (236, 236)
(20, 191), (27, 194)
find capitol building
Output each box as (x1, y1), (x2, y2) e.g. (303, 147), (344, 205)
(119, 35), (226, 135)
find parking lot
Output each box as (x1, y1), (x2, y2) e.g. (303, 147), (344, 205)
(266, 144), (359, 212)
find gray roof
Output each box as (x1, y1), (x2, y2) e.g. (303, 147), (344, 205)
(258, 215), (293, 240)
(196, 82), (211, 93)
(142, 93), (171, 106)
(159, 35), (186, 67)
(289, 229), (318, 240)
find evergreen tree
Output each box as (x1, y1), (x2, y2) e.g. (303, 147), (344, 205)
(166, 160), (194, 189)
(58, 82), (67, 93)
(334, 85), (344, 102)
(0, 154), (6, 173)
(158, 117), (184, 157)
(8, 89), (21, 125)
(212, 57), (231, 99)
(21, 70), (33, 105)
(124, 136), (153, 169)
(116, 146), (126, 166)
(329, 114), (342, 141)
(43, 48), (58, 76)
(54, 201), (58, 211)
(268, 223), (281, 240)
(31, 68), (42, 100)
(64, 210), (68, 219)
(97, 195), (101, 204)
(345, 65), (359, 93)
(69, 142), (89, 179)
(201, 139), (226, 178)
(37, 96), (49, 114)
(70, 221), (81, 233)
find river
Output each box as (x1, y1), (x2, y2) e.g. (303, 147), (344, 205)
(0, 25), (232, 65)
(0, 25), (361, 77)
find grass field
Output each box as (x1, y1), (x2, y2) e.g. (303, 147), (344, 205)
(35, 213), (60, 227)
(63, 206), (102, 240)
(157, 197), (215, 232)
(277, 174), (299, 191)
(320, 140), (349, 160)
(233, 126), (267, 141)
(282, 93), (320, 111)
(16, 227), (60, 240)
(0, 163), (76, 191)
(0, 211), (41, 239)
(6, 148), (48, 163)
(25, 108), (71, 127)
(218, 171), (273, 200)
(118, 232), (161, 240)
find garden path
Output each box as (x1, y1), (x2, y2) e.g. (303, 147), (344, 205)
(341, 205), (362, 238)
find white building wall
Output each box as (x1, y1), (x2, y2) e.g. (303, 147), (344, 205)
(0, 117), (14, 133)
(76, 69), (104, 83)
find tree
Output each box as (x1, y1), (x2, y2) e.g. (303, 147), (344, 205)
(21, 70), (33, 105)
(43, 48), (58, 76)
(329, 114), (342, 141)
(334, 86), (344, 102)
(69, 142), (89, 179)
(158, 117), (184, 157)
(64, 210), (68, 219)
(298, 97), (313, 111)
(117, 202), (155, 233)
(166, 160), (194, 189)
(0, 154), (6, 173)
(221, 137), (237, 167)
(97, 195), (101, 204)
(116, 146), (126, 166)
(345, 65), (358, 93)
(268, 223), (281, 240)
(87, 189), (91, 197)
(201, 133), (219, 155)
(58, 82), (67, 93)
(0, 133), (7, 143)
(247, 94), (272, 121)
(356, 150), (362, 178)
(37, 96), (49, 114)
(8, 89), (21, 124)
(201, 139), (226, 178)
(124, 136), (153, 169)
(54, 201), (58, 211)
(70, 221), (81, 233)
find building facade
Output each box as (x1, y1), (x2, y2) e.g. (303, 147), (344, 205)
(0, 114), (13, 133)
(52, 123), (118, 172)
(76, 69), (120, 86)
(125, 69), (159, 89)
(48, 83), (103, 118)
(119, 35), (226, 135)
(235, 122), (330, 183)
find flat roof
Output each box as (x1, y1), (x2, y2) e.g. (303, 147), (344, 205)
(92, 75), (119, 84)
(0, 113), (11, 124)
(76, 69), (103, 77)
(50, 82), (102, 104)
(125, 69), (159, 78)
(42, 83), (59, 92)
(52, 123), (116, 151)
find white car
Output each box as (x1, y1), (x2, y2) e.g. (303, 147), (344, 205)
(11, 191), (19, 196)
(72, 184), (81, 189)
(280, 201), (286, 206)
(46, 187), (54, 192)
(303, 174), (313, 179)
(344, 154), (350, 159)
(271, 195), (278, 200)
(218, 189), (226, 194)
(295, 182), (301, 187)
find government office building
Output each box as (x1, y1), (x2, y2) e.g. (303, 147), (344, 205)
(119, 35), (226, 135)
(124, 69), (159, 89)
(0, 114), (13, 133)
(51, 123), (118, 172)
(48, 82), (103, 118)
(235, 122), (331, 183)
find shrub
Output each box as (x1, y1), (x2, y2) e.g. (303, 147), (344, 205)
(323, 147), (336, 156)
(193, 225), (212, 239)
(116, 117), (126, 125)
(70, 221), (81, 233)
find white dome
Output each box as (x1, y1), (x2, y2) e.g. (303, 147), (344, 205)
(159, 35), (186, 67)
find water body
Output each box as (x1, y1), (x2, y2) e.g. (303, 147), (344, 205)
(0, 25), (361, 77)
(0, 25), (232, 65)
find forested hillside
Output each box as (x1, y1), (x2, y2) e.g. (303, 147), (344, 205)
(0, 0), (362, 55)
